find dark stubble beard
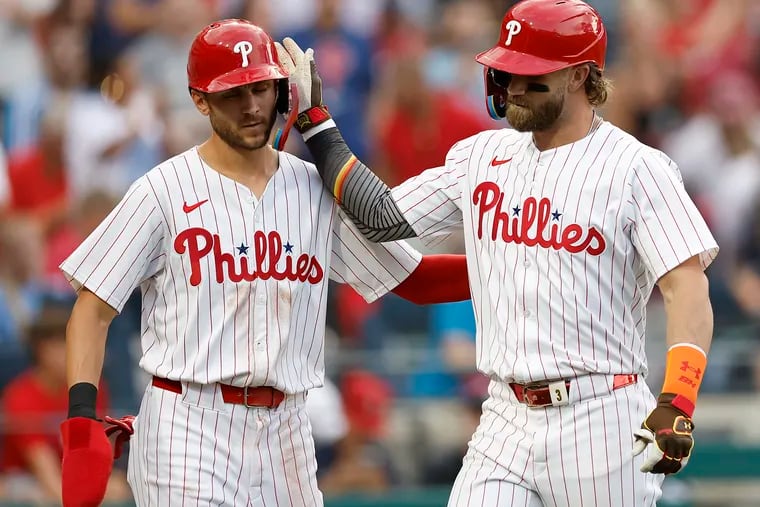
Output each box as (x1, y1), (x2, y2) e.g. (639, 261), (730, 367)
(209, 107), (278, 151)
(506, 88), (565, 132)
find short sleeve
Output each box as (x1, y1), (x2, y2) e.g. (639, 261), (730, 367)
(629, 150), (719, 280)
(60, 179), (167, 312)
(390, 138), (473, 248)
(330, 208), (421, 303)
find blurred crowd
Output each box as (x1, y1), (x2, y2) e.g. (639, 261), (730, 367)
(0, 0), (760, 503)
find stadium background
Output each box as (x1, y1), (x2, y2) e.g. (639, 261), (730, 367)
(0, 0), (759, 505)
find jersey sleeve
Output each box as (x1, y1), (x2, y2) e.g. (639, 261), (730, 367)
(628, 150), (719, 280)
(330, 207), (422, 303)
(389, 139), (471, 248)
(60, 178), (167, 312)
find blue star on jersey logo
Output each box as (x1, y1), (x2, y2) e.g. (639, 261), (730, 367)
(284, 242), (294, 253)
(551, 209), (562, 221)
(236, 243), (249, 255)
(512, 205), (521, 216)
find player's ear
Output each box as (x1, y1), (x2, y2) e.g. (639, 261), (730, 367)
(568, 65), (590, 93)
(189, 88), (210, 116)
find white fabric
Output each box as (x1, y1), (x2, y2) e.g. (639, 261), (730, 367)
(391, 122), (718, 383)
(61, 147), (421, 393)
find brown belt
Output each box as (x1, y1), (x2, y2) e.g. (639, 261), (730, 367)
(152, 376), (285, 409)
(510, 374), (638, 408)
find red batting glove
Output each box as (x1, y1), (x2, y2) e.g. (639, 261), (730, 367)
(104, 415), (135, 459)
(60, 417), (113, 507)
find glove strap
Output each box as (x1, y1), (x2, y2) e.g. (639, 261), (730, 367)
(660, 343), (707, 417)
(295, 105), (331, 133)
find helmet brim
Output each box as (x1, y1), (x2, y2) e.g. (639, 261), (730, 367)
(475, 46), (572, 76)
(199, 65), (289, 93)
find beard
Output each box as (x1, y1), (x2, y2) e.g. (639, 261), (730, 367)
(506, 89), (565, 132)
(209, 107), (278, 151)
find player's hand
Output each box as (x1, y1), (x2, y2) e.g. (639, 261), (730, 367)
(61, 416), (114, 506)
(275, 37), (322, 113)
(104, 414), (136, 459)
(632, 393), (695, 475)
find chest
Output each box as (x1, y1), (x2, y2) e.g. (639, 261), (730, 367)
(165, 171), (334, 286)
(465, 151), (629, 257)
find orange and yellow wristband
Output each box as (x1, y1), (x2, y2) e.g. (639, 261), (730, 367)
(660, 343), (707, 417)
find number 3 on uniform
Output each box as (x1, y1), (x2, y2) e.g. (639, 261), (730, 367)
(549, 381), (570, 406)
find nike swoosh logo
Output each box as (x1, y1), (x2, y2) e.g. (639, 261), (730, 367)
(182, 199), (208, 213)
(491, 156), (513, 167)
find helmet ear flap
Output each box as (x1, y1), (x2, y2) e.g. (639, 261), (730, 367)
(484, 67), (509, 119)
(276, 79), (290, 114)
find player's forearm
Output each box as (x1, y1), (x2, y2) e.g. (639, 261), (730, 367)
(659, 259), (713, 354)
(66, 290), (116, 389)
(656, 256), (712, 414)
(304, 125), (416, 242)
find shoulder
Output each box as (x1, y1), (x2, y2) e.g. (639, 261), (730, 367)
(446, 129), (523, 161)
(599, 123), (681, 180)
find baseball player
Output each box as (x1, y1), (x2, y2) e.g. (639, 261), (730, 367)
(278, 0), (719, 505)
(57, 19), (472, 507)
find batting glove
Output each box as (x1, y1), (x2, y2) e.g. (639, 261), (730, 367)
(61, 417), (114, 506)
(632, 393), (695, 475)
(275, 37), (323, 114)
(104, 414), (136, 459)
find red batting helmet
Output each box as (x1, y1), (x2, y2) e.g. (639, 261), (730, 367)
(476, 0), (607, 75)
(187, 19), (290, 113)
(475, 0), (606, 119)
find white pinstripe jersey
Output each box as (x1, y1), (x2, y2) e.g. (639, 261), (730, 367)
(60, 147), (421, 393)
(391, 121), (718, 383)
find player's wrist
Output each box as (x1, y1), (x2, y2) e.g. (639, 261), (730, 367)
(295, 105), (332, 134)
(68, 382), (98, 419)
(659, 343), (707, 417)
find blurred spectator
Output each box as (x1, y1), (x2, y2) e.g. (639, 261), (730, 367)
(305, 377), (349, 478)
(64, 49), (165, 199)
(0, 143), (9, 213)
(733, 197), (760, 321)
(288, 0), (374, 160)
(124, 0), (215, 153)
(370, 53), (490, 186)
(6, 99), (68, 233)
(3, 11), (90, 153)
(662, 71), (760, 323)
(0, 0), (52, 102)
(420, 382), (485, 486)
(319, 370), (397, 495)
(422, 0), (494, 109)
(408, 300), (483, 398)
(0, 301), (130, 503)
(0, 218), (48, 345)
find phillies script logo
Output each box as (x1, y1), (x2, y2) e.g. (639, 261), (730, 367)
(174, 228), (324, 285)
(472, 182), (606, 255)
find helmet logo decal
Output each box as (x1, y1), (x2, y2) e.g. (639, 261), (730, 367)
(504, 20), (522, 46)
(234, 41), (254, 67)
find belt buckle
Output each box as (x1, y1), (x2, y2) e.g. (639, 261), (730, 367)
(523, 387), (549, 408)
(242, 386), (257, 408)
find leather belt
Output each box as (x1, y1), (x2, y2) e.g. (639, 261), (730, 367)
(151, 376), (285, 409)
(510, 374), (638, 408)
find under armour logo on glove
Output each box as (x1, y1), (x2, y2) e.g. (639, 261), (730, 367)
(104, 415), (135, 459)
(632, 393), (695, 475)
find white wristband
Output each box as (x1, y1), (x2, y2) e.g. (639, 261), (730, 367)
(302, 119), (337, 142)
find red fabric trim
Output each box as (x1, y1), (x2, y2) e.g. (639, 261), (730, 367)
(670, 394), (695, 417)
(391, 255), (470, 304)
